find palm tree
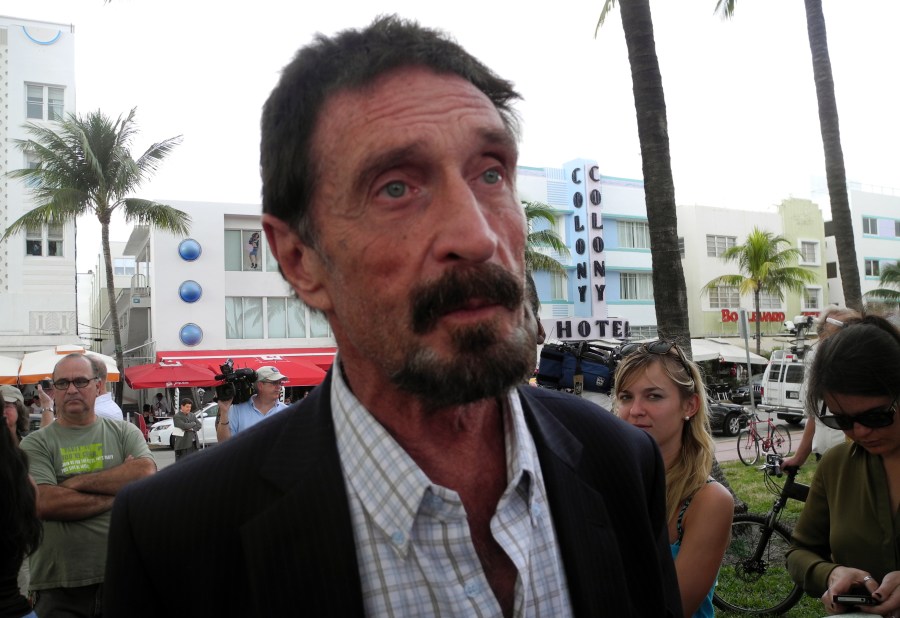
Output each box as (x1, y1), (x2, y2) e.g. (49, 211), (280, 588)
(596, 0), (692, 354)
(864, 263), (900, 305)
(523, 200), (569, 277)
(716, 0), (862, 311)
(704, 228), (817, 354)
(2, 108), (190, 405)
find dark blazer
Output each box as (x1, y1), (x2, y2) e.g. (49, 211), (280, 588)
(172, 411), (202, 451)
(105, 373), (681, 617)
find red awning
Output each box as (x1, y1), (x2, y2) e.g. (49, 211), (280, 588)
(155, 348), (335, 387)
(125, 361), (220, 389)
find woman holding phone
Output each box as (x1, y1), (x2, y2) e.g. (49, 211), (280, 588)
(787, 315), (900, 617)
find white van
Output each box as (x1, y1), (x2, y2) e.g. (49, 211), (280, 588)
(758, 349), (806, 424)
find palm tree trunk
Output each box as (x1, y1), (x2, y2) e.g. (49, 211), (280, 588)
(804, 0), (861, 311)
(619, 0), (692, 354)
(753, 289), (762, 355)
(101, 218), (125, 407)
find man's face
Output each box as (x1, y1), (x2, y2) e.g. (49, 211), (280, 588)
(51, 356), (99, 424)
(256, 380), (284, 403)
(270, 67), (532, 407)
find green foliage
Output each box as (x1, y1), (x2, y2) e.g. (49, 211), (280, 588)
(865, 262), (900, 304)
(2, 108), (190, 241)
(523, 200), (569, 277)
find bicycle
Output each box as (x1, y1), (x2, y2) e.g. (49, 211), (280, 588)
(736, 410), (792, 465)
(713, 454), (809, 615)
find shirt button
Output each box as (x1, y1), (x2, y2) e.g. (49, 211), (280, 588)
(391, 531), (405, 545)
(532, 503), (543, 518)
(465, 581), (481, 598)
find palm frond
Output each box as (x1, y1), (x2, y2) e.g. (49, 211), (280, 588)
(595, 0), (619, 36)
(122, 199), (192, 236)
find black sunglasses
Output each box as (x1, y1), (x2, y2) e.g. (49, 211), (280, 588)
(818, 398), (898, 431)
(619, 340), (693, 375)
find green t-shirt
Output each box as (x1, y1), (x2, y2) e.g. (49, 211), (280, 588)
(20, 417), (152, 590)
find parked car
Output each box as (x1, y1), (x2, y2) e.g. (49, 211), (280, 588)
(707, 398), (747, 437)
(148, 402), (219, 449)
(730, 373), (764, 405)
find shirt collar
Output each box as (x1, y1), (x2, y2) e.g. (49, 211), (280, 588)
(331, 358), (540, 555)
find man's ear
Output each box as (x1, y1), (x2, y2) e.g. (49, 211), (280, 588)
(262, 214), (332, 312)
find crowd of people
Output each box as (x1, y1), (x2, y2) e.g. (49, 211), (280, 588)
(2, 14), (899, 618)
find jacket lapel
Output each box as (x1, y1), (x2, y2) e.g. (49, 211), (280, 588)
(520, 389), (633, 616)
(240, 374), (365, 616)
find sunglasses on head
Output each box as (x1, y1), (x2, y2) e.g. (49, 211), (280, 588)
(818, 398), (898, 431)
(619, 339), (693, 374)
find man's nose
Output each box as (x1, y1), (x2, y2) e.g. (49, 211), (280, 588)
(432, 178), (500, 262)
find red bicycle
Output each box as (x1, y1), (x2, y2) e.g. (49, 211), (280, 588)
(736, 411), (792, 465)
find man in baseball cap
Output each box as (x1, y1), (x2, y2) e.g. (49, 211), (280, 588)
(215, 365), (288, 442)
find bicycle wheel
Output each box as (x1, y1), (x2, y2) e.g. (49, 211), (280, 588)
(736, 429), (760, 465)
(713, 514), (804, 615)
(769, 425), (792, 457)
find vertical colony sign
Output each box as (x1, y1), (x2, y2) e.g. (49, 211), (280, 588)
(542, 160), (630, 341)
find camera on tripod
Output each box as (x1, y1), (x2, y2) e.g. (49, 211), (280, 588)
(214, 359), (257, 404)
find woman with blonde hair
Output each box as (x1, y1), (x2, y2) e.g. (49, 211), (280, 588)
(614, 340), (733, 618)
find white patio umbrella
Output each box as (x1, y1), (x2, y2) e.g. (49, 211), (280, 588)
(0, 355), (21, 385)
(18, 345), (120, 384)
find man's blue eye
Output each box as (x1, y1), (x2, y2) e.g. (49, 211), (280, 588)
(384, 182), (406, 197)
(483, 169), (501, 184)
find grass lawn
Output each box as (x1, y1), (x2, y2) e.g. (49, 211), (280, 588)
(715, 459), (824, 617)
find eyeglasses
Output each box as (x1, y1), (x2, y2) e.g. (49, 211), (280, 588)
(619, 339), (693, 375)
(818, 399), (898, 430)
(52, 377), (98, 391)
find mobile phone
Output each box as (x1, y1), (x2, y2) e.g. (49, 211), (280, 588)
(40, 378), (53, 390)
(834, 593), (877, 606)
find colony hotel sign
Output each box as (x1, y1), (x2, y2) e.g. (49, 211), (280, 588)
(542, 160), (630, 341)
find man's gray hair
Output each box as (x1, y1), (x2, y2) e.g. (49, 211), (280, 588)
(85, 354), (107, 381)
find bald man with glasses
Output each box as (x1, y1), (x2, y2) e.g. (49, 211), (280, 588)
(19, 353), (155, 617)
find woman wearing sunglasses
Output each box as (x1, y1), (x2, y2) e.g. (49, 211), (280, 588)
(614, 340), (733, 618)
(787, 315), (900, 617)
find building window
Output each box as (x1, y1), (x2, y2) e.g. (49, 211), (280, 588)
(706, 235), (736, 257)
(224, 229), (265, 271)
(227, 296), (332, 340)
(677, 237), (685, 259)
(114, 257), (136, 276)
(628, 325), (658, 339)
(619, 221), (650, 249)
(803, 288), (821, 310)
(862, 217), (878, 235)
(26, 84), (64, 121)
(620, 272), (654, 300)
(550, 273), (566, 301)
(865, 259), (881, 277)
(758, 291), (781, 310)
(896, 220), (900, 237)
(708, 285), (739, 309)
(799, 241), (818, 264)
(826, 261), (837, 278)
(47, 224), (63, 256)
(24, 223), (62, 257)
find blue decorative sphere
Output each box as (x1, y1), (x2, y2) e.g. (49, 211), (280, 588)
(179, 323), (203, 346)
(178, 280), (202, 303)
(178, 239), (202, 261)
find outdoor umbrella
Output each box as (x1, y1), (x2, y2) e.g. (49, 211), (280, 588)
(124, 361), (220, 389)
(0, 355), (20, 385)
(190, 356), (327, 387)
(18, 345), (120, 384)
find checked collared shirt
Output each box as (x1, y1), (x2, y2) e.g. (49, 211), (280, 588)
(332, 366), (573, 618)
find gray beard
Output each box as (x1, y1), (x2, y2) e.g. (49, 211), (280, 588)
(389, 321), (534, 409)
